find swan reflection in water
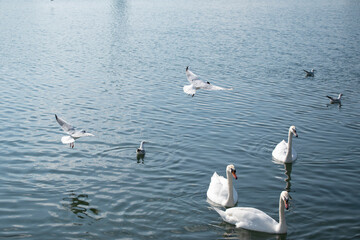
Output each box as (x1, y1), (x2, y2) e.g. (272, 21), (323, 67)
(217, 220), (287, 240)
(284, 162), (292, 192)
(62, 192), (101, 220)
(272, 159), (293, 192)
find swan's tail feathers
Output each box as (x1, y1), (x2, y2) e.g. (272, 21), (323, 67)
(213, 207), (227, 221)
(61, 136), (75, 144)
(326, 96), (334, 100)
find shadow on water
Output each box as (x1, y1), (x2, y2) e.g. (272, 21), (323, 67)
(62, 191), (101, 221)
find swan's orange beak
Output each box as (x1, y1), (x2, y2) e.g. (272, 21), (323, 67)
(231, 169), (238, 180)
(285, 199), (289, 210)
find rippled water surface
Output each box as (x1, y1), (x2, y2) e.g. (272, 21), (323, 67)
(1, 0), (360, 239)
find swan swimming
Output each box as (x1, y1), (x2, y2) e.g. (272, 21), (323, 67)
(327, 93), (343, 105)
(303, 69), (315, 77)
(214, 191), (291, 234)
(183, 66), (232, 97)
(55, 114), (94, 148)
(207, 164), (238, 207)
(136, 141), (146, 155)
(272, 126), (298, 163)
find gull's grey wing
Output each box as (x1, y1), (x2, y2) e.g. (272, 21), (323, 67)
(55, 114), (75, 134)
(186, 69), (200, 83)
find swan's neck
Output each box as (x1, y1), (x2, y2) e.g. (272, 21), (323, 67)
(140, 142), (144, 150)
(225, 170), (234, 207)
(278, 196), (287, 233)
(285, 131), (293, 162)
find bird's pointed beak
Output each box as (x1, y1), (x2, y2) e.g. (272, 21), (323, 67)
(231, 169), (238, 180)
(294, 131), (298, 138)
(285, 199), (289, 210)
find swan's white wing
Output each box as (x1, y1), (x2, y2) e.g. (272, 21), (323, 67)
(55, 114), (75, 134)
(207, 172), (227, 205)
(272, 140), (297, 162)
(183, 84), (196, 96)
(61, 136), (75, 144)
(207, 172), (237, 206)
(225, 207), (278, 234)
(272, 140), (287, 162)
(186, 69), (200, 83)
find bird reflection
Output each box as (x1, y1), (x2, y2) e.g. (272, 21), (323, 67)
(62, 192), (100, 220)
(284, 163), (292, 192)
(137, 154), (144, 164)
(219, 224), (287, 240)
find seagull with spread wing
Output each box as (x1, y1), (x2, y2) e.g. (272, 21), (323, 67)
(183, 66), (232, 97)
(55, 114), (94, 148)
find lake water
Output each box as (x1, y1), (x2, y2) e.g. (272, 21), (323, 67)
(0, 0), (359, 239)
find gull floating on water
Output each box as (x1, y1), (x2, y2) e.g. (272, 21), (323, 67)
(136, 141), (146, 155)
(183, 66), (232, 97)
(55, 114), (94, 148)
(327, 93), (343, 105)
(303, 69), (315, 77)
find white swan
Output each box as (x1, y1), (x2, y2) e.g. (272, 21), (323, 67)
(214, 191), (291, 234)
(327, 93), (343, 105)
(55, 114), (94, 148)
(207, 164), (238, 207)
(303, 69), (315, 77)
(136, 141), (146, 155)
(272, 126), (298, 163)
(183, 66), (232, 97)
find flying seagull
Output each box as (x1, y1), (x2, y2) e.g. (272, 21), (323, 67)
(55, 114), (94, 148)
(183, 66), (232, 97)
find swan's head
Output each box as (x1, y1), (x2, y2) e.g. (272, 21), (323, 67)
(281, 191), (291, 210)
(289, 126), (298, 138)
(311, 69), (316, 72)
(226, 164), (237, 180)
(338, 93), (343, 99)
(186, 66), (189, 71)
(206, 81), (211, 84)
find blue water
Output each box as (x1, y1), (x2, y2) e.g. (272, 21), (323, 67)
(0, 0), (359, 239)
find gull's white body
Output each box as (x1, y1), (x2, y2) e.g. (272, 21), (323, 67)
(55, 114), (94, 148)
(207, 165), (238, 207)
(183, 67), (232, 96)
(272, 126), (298, 163)
(214, 191), (290, 234)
